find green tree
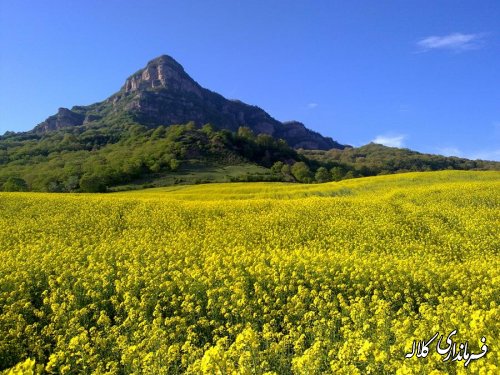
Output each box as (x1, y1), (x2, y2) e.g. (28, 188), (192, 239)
(315, 167), (331, 183)
(281, 164), (292, 176)
(237, 126), (255, 140)
(185, 121), (197, 131)
(271, 161), (284, 174)
(330, 166), (345, 181)
(169, 158), (180, 171)
(291, 162), (312, 183)
(256, 133), (274, 148)
(46, 180), (64, 193)
(79, 174), (107, 193)
(151, 126), (166, 140)
(64, 175), (80, 191)
(201, 123), (215, 135)
(150, 162), (162, 173)
(3, 177), (28, 192)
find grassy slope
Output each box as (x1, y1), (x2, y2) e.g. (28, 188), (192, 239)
(108, 161), (273, 191)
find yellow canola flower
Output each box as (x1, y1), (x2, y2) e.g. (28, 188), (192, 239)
(0, 170), (498, 374)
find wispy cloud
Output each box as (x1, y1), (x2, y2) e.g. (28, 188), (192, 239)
(469, 149), (500, 161)
(372, 134), (406, 148)
(397, 104), (411, 113)
(417, 32), (485, 52)
(435, 145), (500, 161)
(436, 147), (462, 157)
(307, 102), (318, 109)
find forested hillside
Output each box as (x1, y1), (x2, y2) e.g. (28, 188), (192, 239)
(1, 122), (498, 192)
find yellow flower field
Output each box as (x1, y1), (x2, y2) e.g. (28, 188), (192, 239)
(0, 171), (498, 374)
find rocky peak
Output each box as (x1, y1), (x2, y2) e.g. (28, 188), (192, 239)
(32, 54), (346, 150)
(122, 55), (202, 96)
(278, 121), (344, 150)
(34, 107), (85, 133)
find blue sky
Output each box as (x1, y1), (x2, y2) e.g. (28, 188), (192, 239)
(1, 1), (499, 160)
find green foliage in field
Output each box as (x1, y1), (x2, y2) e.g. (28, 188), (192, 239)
(0, 171), (499, 374)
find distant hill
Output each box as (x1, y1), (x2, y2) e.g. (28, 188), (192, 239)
(301, 143), (499, 179)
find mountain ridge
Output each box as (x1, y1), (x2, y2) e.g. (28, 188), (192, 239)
(33, 55), (345, 150)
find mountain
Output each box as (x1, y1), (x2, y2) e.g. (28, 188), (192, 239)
(0, 55), (498, 193)
(33, 55), (344, 150)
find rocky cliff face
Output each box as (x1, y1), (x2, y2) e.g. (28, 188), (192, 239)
(34, 55), (346, 150)
(35, 108), (85, 132)
(278, 121), (339, 150)
(122, 55), (203, 96)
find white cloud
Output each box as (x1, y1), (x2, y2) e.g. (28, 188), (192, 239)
(398, 104), (411, 113)
(417, 32), (484, 52)
(435, 145), (500, 161)
(436, 147), (462, 157)
(372, 134), (406, 148)
(307, 102), (318, 109)
(469, 149), (500, 161)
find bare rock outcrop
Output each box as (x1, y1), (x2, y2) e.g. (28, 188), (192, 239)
(34, 108), (84, 132)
